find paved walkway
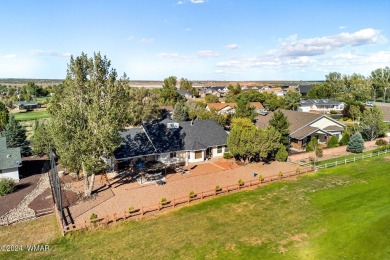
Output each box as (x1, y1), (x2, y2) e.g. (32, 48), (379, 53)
(69, 160), (298, 224)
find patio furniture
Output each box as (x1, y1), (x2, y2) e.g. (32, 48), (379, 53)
(156, 180), (166, 186)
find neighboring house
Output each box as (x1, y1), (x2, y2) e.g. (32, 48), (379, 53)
(14, 101), (41, 110)
(255, 109), (345, 151)
(377, 105), (390, 124)
(177, 90), (194, 99)
(198, 87), (223, 98)
(112, 119), (229, 170)
(297, 84), (314, 96)
(159, 105), (174, 119)
(206, 102), (264, 115)
(0, 137), (22, 181)
(298, 99), (345, 113)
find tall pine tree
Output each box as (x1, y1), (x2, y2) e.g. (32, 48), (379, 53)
(347, 132), (365, 153)
(269, 110), (290, 146)
(1, 116), (30, 156)
(0, 101), (9, 131)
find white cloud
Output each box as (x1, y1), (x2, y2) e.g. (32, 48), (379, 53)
(198, 50), (221, 57)
(191, 0), (205, 3)
(30, 50), (71, 57)
(140, 38), (154, 44)
(339, 25), (347, 30)
(157, 52), (179, 58)
(3, 54), (17, 59)
(227, 44), (239, 49)
(185, 28), (191, 31)
(177, 0), (183, 4)
(280, 28), (383, 57)
(157, 52), (195, 62)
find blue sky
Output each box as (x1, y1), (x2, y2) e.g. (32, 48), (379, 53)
(0, 0), (389, 80)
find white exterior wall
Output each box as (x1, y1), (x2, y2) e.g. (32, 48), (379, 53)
(159, 151), (186, 164)
(211, 146), (225, 157)
(297, 106), (311, 112)
(310, 117), (343, 130)
(188, 150), (205, 163)
(0, 168), (19, 181)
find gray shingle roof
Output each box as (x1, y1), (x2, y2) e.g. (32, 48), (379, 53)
(14, 101), (39, 106)
(0, 137), (22, 170)
(377, 105), (390, 122)
(114, 119), (228, 160)
(297, 84), (313, 94)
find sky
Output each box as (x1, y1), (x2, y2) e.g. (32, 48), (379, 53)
(0, 0), (389, 81)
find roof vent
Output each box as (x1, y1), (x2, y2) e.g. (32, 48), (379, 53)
(167, 122), (179, 129)
(7, 154), (11, 158)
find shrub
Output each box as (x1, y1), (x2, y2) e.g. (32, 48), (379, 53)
(275, 146), (288, 162)
(189, 191), (196, 198)
(330, 110), (338, 114)
(347, 132), (365, 153)
(306, 145), (313, 152)
(215, 185), (222, 191)
(160, 197), (168, 205)
(375, 139), (388, 146)
(223, 152), (233, 159)
(90, 213), (98, 220)
(278, 171), (283, 178)
(339, 132), (350, 146)
(316, 147), (323, 158)
(327, 136), (339, 148)
(128, 207), (135, 213)
(0, 178), (16, 196)
(238, 178), (244, 186)
(258, 174), (264, 182)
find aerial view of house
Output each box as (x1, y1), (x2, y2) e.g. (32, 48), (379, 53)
(255, 109), (345, 150)
(298, 99), (345, 113)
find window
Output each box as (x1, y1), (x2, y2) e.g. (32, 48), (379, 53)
(224, 146), (229, 153)
(195, 150), (203, 159)
(217, 146), (223, 154)
(170, 152), (176, 158)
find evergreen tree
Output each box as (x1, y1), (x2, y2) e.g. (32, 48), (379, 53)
(234, 97), (257, 121)
(339, 131), (350, 146)
(31, 121), (51, 156)
(269, 110), (290, 146)
(347, 132), (365, 153)
(283, 90), (301, 110)
(0, 101), (9, 131)
(159, 76), (183, 106)
(275, 145), (288, 162)
(1, 116), (30, 156)
(173, 102), (189, 121)
(227, 118), (258, 162)
(327, 135), (339, 148)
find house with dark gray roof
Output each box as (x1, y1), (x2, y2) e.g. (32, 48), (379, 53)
(255, 109), (345, 151)
(0, 137), (22, 181)
(176, 90), (194, 99)
(14, 100), (41, 110)
(113, 119), (229, 168)
(297, 84), (314, 96)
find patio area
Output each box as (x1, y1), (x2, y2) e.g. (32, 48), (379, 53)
(65, 158), (298, 225)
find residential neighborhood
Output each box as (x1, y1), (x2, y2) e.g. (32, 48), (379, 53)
(0, 0), (390, 259)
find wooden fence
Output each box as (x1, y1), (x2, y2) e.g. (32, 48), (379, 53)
(59, 148), (389, 234)
(61, 166), (313, 233)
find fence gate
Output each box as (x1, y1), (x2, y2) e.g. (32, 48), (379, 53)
(48, 150), (65, 227)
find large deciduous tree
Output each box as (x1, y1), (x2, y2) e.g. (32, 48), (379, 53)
(1, 116), (31, 156)
(159, 76), (183, 106)
(371, 67), (390, 102)
(49, 52), (130, 196)
(127, 87), (159, 125)
(359, 106), (387, 141)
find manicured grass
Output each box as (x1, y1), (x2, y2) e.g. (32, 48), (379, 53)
(14, 111), (50, 121)
(33, 96), (51, 102)
(2, 155), (390, 259)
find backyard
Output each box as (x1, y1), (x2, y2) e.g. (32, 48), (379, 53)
(13, 111), (50, 121)
(1, 154), (389, 259)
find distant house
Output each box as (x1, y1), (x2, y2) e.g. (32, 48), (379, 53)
(14, 101), (41, 110)
(255, 109), (345, 151)
(297, 84), (314, 96)
(159, 105), (174, 119)
(206, 102), (264, 115)
(176, 90), (194, 99)
(298, 99), (345, 113)
(112, 119), (229, 169)
(0, 137), (22, 181)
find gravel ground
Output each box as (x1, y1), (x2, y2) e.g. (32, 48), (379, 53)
(70, 160), (298, 224)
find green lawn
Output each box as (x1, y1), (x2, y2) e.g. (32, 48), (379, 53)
(2, 155), (390, 259)
(13, 111), (50, 121)
(33, 96), (52, 102)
